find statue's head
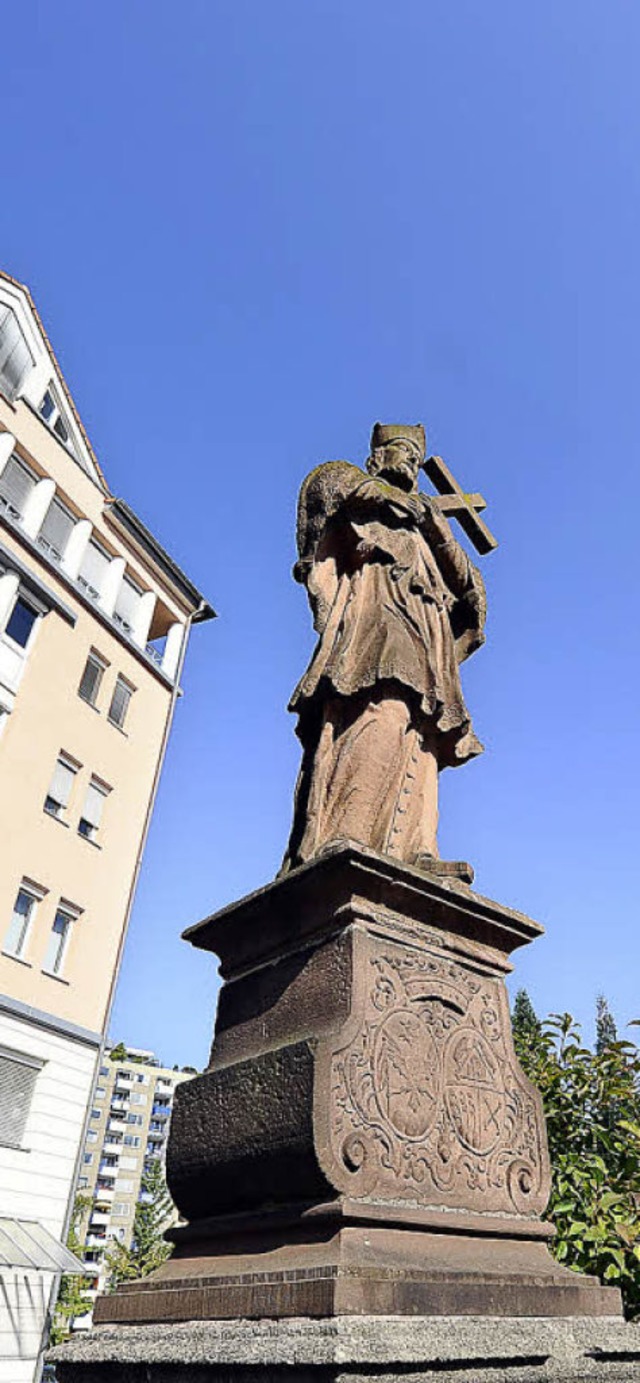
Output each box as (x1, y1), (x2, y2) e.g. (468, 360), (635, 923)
(367, 423), (426, 492)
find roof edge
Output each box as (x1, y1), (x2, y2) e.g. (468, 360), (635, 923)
(105, 497), (216, 619)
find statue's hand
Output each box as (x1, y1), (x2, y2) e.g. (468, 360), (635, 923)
(387, 492), (424, 525)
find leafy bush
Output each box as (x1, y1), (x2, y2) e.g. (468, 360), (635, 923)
(513, 995), (640, 1316)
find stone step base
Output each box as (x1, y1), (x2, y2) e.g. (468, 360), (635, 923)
(50, 1314), (640, 1382)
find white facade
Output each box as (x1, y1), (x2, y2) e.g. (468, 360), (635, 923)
(0, 999), (99, 1380)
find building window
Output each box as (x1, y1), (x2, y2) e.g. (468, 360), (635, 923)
(87, 1129), (98, 1143)
(0, 455), (36, 522)
(38, 386), (75, 454)
(42, 901), (80, 977)
(3, 881), (43, 960)
(112, 1203), (131, 1218)
(44, 753), (79, 819)
(0, 307), (33, 401)
(83, 1152), (93, 1165)
(126, 1113), (143, 1126)
(38, 496), (75, 564)
(77, 539), (111, 602)
(3, 595), (38, 649)
(78, 777), (110, 842)
(78, 651), (107, 707)
(95, 1087), (106, 1099)
(108, 676), (134, 730)
(124, 1135), (141, 1148)
(90, 1108), (101, 1120)
(0, 1046), (42, 1150)
(113, 576), (143, 636)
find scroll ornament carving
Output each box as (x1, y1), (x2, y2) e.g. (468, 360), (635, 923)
(326, 944), (549, 1217)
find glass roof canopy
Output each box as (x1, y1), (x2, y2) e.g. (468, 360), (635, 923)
(0, 1218), (84, 1273)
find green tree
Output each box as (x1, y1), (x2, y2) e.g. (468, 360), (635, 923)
(596, 995), (618, 1055)
(106, 1159), (173, 1289)
(109, 1041), (127, 1062)
(50, 1194), (92, 1345)
(516, 1012), (640, 1317)
(512, 988), (542, 1053)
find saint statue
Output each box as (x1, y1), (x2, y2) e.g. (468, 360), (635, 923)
(283, 423), (487, 873)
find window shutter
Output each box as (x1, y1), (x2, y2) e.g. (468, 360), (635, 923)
(79, 655), (103, 704)
(114, 576), (142, 631)
(0, 1051), (40, 1150)
(39, 498), (74, 560)
(49, 758), (76, 808)
(43, 909), (72, 976)
(79, 541), (111, 596)
(0, 457), (36, 517)
(83, 780), (108, 829)
(0, 309), (32, 401)
(109, 678), (132, 728)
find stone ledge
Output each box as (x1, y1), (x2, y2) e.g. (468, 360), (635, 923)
(50, 1314), (640, 1381)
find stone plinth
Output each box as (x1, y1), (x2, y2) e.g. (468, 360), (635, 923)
(93, 844), (620, 1325)
(50, 1314), (640, 1382)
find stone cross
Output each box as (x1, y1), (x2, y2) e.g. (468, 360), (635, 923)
(423, 453), (498, 555)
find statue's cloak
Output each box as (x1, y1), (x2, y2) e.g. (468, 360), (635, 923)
(290, 461), (485, 768)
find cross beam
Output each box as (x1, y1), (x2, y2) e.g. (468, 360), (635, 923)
(422, 454), (498, 556)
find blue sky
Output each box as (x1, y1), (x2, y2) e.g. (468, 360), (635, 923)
(4, 1), (640, 1065)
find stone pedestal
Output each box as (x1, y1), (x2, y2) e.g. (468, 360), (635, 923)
(101, 845), (619, 1324)
(51, 844), (640, 1380)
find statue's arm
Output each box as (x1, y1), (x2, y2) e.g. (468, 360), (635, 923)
(420, 500), (486, 660)
(344, 477), (424, 527)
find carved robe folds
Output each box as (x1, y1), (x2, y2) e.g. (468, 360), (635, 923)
(286, 473), (486, 869)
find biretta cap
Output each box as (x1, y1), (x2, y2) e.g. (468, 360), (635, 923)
(370, 422), (426, 456)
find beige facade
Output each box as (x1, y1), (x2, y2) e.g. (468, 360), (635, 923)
(0, 270), (213, 1380)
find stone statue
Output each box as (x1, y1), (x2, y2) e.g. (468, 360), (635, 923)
(284, 422), (487, 872)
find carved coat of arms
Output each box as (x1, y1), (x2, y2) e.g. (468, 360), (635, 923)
(314, 931), (550, 1219)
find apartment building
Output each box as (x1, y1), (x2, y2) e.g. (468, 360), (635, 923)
(75, 1047), (189, 1320)
(0, 271), (213, 1382)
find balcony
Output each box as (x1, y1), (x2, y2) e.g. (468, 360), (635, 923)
(89, 1212), (110, 1228)
(110, 1097), (129, 1113)
(102, 1140), (122, 1156)
(94, 1186), (114, 1202)
(115, 1074), (132, 1092)
(98, 1163), (118, 1179)
(84, 1235), (106, 1250)
(151, 1106), (169, 1119)
(107, 1119), (127, 1136)
(147, 1127), (164, 1141)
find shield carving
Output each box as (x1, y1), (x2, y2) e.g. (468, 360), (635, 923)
(373, 1008), (439, 1140)
(444, 1026), (505, 1155)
